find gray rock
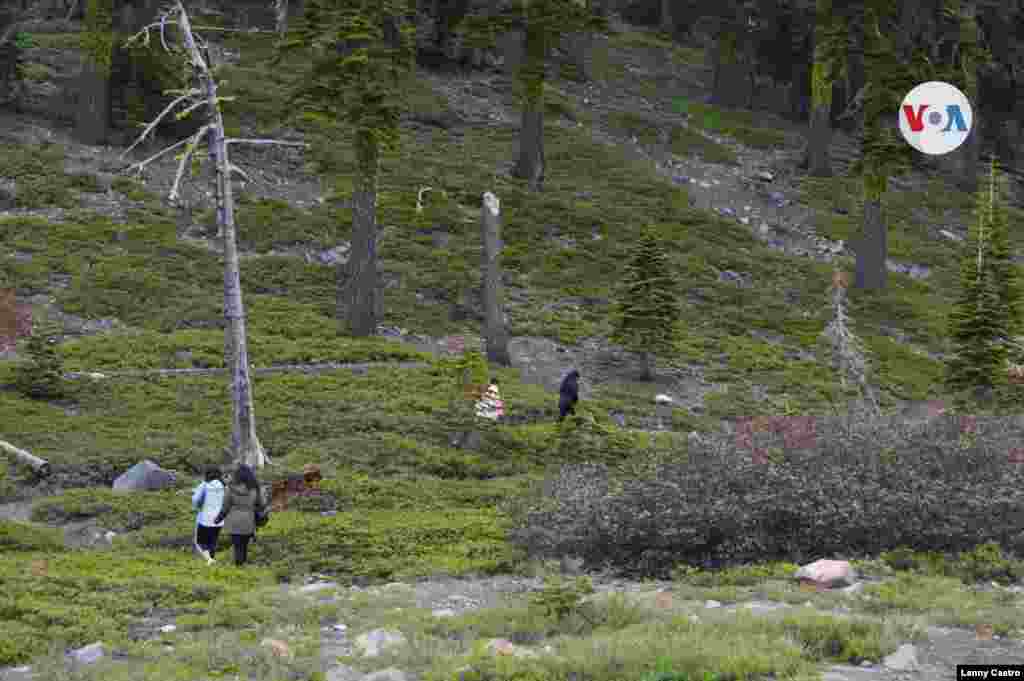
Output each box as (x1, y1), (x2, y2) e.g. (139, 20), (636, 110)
(364, 668), (409, 681)
(939, 229), (963, 242)
(317, 244), (350, 266)
(112, 460), (176, 491)
(67, 642), (105, 666)
(756, 170), (774, 181)
(704, 600), (722, 609)
(883, 643), (918, 670)
(354, 629), (406, 658)
(300, 581), (339, 595)
(432, 608), (457, 618)
(326, 664), (361, 681)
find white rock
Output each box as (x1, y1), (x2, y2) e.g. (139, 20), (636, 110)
(67, 642), (105, 666)
(654, 394), (674, 405)
(364, 668), (409, 681)
(883, 643), (918, 670)
(354, 629), (406, 657)
(704, 600), (722, 608)
(432, 608), (457, 618)
(939, 229), (963, 242)
(159, 624), (177, 633)
(299, 581), (339, 594)
(739, 217), (750, 225)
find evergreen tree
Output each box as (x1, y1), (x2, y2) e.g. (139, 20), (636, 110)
(15, 323), (64, 400)
(611, 229), (679, 381)
(277, 0), (416, 336)
(946, 158), (1021, 407)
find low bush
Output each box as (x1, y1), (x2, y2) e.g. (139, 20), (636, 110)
(511, 414), (1024, 577)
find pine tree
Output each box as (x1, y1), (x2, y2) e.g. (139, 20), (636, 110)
(946, 158), (1021, 408)
(611, 229), (679, 381)
(15, 323), (64, 400)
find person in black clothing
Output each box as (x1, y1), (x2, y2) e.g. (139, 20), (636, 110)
(558, 369), (580, 421)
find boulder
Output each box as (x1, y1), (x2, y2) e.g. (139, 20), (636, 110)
(794, 559), (857, 589)
(112, 460), (176, 491)
(354, 629), (406, 658)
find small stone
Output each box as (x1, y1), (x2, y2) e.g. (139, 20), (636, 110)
(940, 229), (963, 242)
(300, 581), (339, 594)
(704, 600), (722, 608)
(883, 644), (918, 671)
(654, 394), (674, 405)
(354, 629), (406, 657)
(739, 216), (750, 225)
(487, 638), (516, 656)
(363, 669), (409, 681)
(756, 171), (774, 181)
(432, 608), (457, 618)
(159, 624), (176, 634)
(261, 638), (292, 659)
(68, 642), (105, 666)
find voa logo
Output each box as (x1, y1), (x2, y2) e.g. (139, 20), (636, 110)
(899, 81), (973, 156)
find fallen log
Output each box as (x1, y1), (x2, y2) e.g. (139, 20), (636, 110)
(0, 440), (50, 476)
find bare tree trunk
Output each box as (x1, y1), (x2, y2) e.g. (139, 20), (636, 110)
(514, 102), (544, 191)
(481, 191), (511, 366)
(75, 54), (112, 146)
(177, 2), (267, 468)
(0, 439), (50, 476)
(274, 0), (288, 37)
(660, 0), (672, 33)
(513, 22), (545, 191)
(341, 132), (381, 337)
(805, 102), (832, 175)
(854, 193), (887, 290)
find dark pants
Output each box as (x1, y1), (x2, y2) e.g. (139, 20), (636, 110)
(196, 524), (221, 557)
(230, 533), (253, 566)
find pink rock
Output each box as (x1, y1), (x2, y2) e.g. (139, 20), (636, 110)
(794, 559), (857, 589)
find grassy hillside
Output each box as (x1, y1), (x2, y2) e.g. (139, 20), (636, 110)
(1, 19), (1024, 680)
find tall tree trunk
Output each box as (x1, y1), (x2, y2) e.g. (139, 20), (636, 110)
(947, 0), (980, 192)
(513, 23), (545, 191)
(803, 0), (834, 176)
(854, 174), (887, 290)
(481, 191), (510, 366)
(660, 0), (672, 33)
(515, 102), (544, 190)
(75, 0), (113, 146)
(342, 131), (381, 336)
(177, 0), (266, 468)
(274, 0), (288, 37)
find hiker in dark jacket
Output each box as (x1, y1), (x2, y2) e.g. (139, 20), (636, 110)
(213, 464), (266, 566)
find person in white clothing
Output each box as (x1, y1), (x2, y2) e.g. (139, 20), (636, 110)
(475, 377), (505, 421)
(192, 466), (225, 565)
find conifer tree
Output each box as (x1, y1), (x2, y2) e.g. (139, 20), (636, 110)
(946, 158), (1021, 407)
(611, 229), (679, 381)
(15, 322), (64, 400)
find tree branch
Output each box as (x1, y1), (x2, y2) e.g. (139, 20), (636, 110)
(121, 90), (201, 158)
(169, 124), (214, 202)
(224, 138), (310, 148)
(124, 136), (191, 176)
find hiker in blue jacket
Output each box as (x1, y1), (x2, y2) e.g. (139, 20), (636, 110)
(192, 466), (225, 565)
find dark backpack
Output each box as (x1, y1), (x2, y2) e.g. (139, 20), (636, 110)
(255, 489), (271, 528)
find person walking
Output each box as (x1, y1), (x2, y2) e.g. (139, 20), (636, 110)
(192, 466), (225, 565)
(213, 464), (266, 567)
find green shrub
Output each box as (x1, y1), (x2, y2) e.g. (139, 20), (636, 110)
(512, 415), (1024, 576)
(0, 519), (64, 552)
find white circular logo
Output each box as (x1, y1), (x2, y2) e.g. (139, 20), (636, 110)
(899, 81), (973, 156)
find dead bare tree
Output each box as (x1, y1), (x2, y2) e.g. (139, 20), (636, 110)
(119, 0), (308, 469)
(481, 191), (510, 366)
